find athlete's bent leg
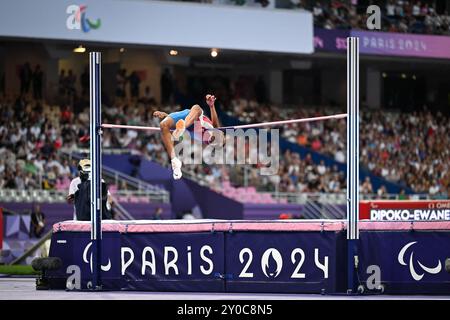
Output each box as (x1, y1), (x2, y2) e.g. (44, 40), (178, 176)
(184, 104), (203, 128)
(160, 117), (182, 179)
(172, 105), (203, 141)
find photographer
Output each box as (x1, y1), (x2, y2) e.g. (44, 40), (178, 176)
(67, 159), (88, 220)
(67, 159), (113, 221)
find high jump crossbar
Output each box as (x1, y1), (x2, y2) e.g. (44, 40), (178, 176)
(101, 113), (348, 132)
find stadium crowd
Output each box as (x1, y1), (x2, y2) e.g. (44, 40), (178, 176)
(168, 0), (450, 35)
(309, 0), (450, 35)
(229, 98), (449, 197)
(0, 92), (448, 198)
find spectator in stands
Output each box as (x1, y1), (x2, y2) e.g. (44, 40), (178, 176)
(32, 64), (43, 100)
(395, 1), (405, 18)
(254, 76), (267, 104)
(129, 71), (141, 98)
(42, 171), (56, 190)
(361, 177), (373, 194)
(66, 69), (76, 98)
(58, 69), (66, 96)
(14, 167), (26, 190)
(3, 169), (16, 188)
(128, 154), (141, 177)
(313, 2), (324, 21)
(40, 137), (54, 159)
(80, 66), (89, 97)
(334, 148), (345, 163)
(30, 203), (46, 238)
(386, 0), (396, 18)
(153, 207), (163, 220)
(116, 69), (127, 98)
(412, 1), (421, 18)
(0, 158), (6, 177)
(0, 72), (4, 96)
(435, 186), (449, 200)
(398, 189), (408, 200)
(377, 185), (388, 199)
(60, 105), (73, 124)
(141, 85), (156, 105)
(24, 171), (39, 189)
(429, 180), (440, 196)
(19, 62), (32, 95)
(160, 68), (173, 104)
(317, 160), (326, 176)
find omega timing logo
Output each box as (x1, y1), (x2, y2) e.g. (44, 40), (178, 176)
(79, 243), (328, 279)
(397, 241), (442, 281)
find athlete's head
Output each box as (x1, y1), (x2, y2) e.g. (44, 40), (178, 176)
(199, 115), (225, 146)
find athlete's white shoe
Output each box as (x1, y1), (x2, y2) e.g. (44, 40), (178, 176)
(171, 157), (182, 180)
(172, 119), (186, 141)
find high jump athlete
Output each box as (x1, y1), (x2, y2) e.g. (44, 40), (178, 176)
(153, 94), (221, 180)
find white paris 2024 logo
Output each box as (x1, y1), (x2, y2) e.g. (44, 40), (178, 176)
(80, 242), (328, 280)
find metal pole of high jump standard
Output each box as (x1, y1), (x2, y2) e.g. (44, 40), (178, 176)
(346, 37), (359, 294)
(89, 52), (102, 290)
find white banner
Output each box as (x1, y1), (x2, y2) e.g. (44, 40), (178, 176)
(0, 0), (313, 54)
(370, 209), (450, 221)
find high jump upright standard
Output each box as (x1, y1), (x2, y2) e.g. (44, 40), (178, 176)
(346, 37), (360, 294)
(89, 52), (102, 290)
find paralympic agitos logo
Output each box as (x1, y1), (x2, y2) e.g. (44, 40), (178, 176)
(398, 241), (442, 281)
(83, 242), (111, 273)
(66, 4), (101, 33)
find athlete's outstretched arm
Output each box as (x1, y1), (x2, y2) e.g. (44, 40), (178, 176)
(206, 94), (220, 128)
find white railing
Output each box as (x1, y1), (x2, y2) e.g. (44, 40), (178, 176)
(66, 148), (134, 155)
(267, 192), (436, 205)
(112, 190), (169, 203)
(0, 189), (67, 203)
(63, 150), (169, 196)
(102, 165), (168, 195)
(0, 189), (169, 204)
